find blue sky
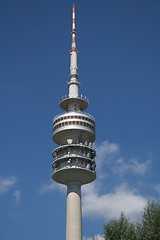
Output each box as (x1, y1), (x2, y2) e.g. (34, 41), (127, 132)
(0, 0), (160, 239)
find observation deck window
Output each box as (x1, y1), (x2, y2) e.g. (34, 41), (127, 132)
(53, 115), (95, 132)
(54, 114), (95, 125)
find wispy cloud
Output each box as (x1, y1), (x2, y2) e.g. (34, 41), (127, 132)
(0, 176), (17, 194)
(39, 180), (65, 195)
(154, 183), (160, 193)
(83, 234), (104, 240)
(113, 157), (151, 176)
(0, 176), (22, 204)
(13, 190), (21, 203)
(96, 140), (151, 178)
(8, 211), (23, 218)
(95, 140), (119, 179)
(96, 140), (119, 165)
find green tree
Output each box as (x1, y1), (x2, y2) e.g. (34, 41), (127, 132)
(103, 201), (160, 240)
(103, 213), (137, 240)
(138, 201), (160, 240)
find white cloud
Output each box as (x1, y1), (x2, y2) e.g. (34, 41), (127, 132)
(83, 234), (104, 240)
(82, 182), (147, 221)
(81, 141), (150, 221)
(95, 140), (151, 178)
(154, 184), (160, 193)
(96, 140), (119, 179)
(114, 157), (151, 176)
(96, 140), (119, 165)
(8, 211), (23, 218)
(0, 176), (17, 194)
(0, 176), (21, 203)
(13, 190), (21, 203)
(39, 180), (65, 194)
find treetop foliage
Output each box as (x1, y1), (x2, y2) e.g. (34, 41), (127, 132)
(103, 201), (160, 240)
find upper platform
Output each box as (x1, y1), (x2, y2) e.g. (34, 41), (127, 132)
(59, 96), (89, 112)
(53, 112), (95, 145)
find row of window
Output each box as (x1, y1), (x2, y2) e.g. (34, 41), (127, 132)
(54, 115), (95, 125)
(53, 159), (96, 172)
(53, 120), (95, 131)
(54, 151), (95, 159)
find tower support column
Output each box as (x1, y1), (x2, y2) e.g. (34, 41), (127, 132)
(66, 182), (82, 240)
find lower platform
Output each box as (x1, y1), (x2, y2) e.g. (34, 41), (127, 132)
(52, 167), (96, 185)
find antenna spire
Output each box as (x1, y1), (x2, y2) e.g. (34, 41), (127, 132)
(71, 4), (77, 52)
(68, 4), (80, 99)
(59, 5), (89, 111)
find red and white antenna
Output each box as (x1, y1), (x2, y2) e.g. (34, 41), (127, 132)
(68, 5), (80, 99)
(71, 4), (77, 52)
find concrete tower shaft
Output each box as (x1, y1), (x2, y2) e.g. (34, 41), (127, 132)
(66, 183), (82, 240)
(52, 5), (96, 240)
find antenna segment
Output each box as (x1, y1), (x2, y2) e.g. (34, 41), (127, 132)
(69, 5), (79, 99)
(71, 5), (77, 51)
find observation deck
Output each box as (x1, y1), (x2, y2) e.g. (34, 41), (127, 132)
(59, 95), (89, 111)
(53, 112), (95, 145)
(52, 144), (96, 185)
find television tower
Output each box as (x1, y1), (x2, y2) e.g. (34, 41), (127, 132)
(52, 5), (96, 240)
